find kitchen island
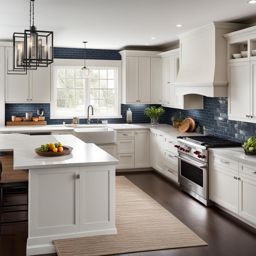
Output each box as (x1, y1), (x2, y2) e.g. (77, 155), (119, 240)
(0, 134), (118, 255)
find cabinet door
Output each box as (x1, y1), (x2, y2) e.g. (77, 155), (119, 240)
(239, 164), (256, 225)
(117, 154), (135, 169)
(134, 130), (150, 168)
(150, 132), (158, 169)
(5, 47), (30, 103)
(30, 66), (51, 103)
(228, 61), (250, 121)
(0, 47), (4, 125)
(252, 61), (256, 119)
(209, 162), (239, 214)
(79, 167), (115, 231)
(29, 168), (79, 236)
(126, 57), (139, 103)
(161, 57), (170, 106)
(138, 57), (151, 103)
(150, 57), (162, 104)
(156, 133), (166, 173)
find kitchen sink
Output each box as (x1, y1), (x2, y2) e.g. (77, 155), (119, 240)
(73, 127), (116, 144)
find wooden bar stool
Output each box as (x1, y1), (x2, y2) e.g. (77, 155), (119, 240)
(0, 153), (28, 232)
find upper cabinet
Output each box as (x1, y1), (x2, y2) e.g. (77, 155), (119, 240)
(160, 49), (203, 110)
(225, 25), (256, 123)
(0, 46), (5, 126)
(120, 50), (162, 104)
(5, 46), (51, 103)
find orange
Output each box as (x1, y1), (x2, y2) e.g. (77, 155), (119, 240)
(52, 147), (58, 153)
(49, 143), (55, 150)
(58, 146), (63, 153)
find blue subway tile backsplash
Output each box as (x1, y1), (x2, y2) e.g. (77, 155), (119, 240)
(54, 47), (121, 60)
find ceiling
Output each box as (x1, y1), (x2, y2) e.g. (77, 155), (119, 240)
(0, 0), (256, 49)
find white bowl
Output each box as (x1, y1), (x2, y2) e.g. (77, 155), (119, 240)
(232, 53), (242, 59)
(252, 50), (256, 56)
(241, 51), (248, 58)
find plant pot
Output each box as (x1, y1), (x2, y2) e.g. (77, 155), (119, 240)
(244, 149), (256, 155)
(150, 117), (159, 126)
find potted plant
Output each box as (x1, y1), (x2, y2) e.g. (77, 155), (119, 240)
(144, 106), (165, 125)
(243, 136), (256, 155)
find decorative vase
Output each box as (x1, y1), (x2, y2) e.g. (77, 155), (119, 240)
(150, 117), (159, 126)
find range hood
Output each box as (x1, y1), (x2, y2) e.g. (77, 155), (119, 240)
(175, 22), (244, 97)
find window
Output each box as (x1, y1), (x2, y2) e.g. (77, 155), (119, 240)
(51, 61), (120, 119)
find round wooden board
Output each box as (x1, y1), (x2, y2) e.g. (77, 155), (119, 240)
(178, 118), (191, 133)
(35, 146), (73, 157)
(187, 117), (196, 132)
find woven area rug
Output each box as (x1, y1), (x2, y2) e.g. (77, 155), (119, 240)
(54, 176), (207, 256)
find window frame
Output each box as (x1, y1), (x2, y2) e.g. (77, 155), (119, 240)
(50, 59), (122, 119)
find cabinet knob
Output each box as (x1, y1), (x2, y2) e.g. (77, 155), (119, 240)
(233, 176), (238, 180)
(75, 174), (80, 179)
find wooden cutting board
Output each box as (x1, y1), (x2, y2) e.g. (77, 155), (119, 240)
(6, 121), (47, 126)
(178, 118), (191, 133)
(187, 117), (196, 132)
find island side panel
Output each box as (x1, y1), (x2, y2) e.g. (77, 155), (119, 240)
(27, 165), (116, 256)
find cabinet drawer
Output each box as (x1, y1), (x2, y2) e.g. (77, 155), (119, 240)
(117, 140), (134, 154)
(211, 154), (239, 172)
(117, 131), (134, 140)
(240, 164), (256, 181)
(117, 154), (135, 169)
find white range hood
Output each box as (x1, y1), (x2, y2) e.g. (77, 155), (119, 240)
(175, 22), (244, 97)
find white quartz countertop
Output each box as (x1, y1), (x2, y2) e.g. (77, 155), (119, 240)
(209, 147), (256, 166)
(0, 134), (118, 170)
(0, 123), (200, 138)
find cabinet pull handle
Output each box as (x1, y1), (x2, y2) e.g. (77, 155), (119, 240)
(168, 154), (176, 158)
(234, 176), (238, 180)
(122, 134), (128, 136)
(253, 171), (256, 174)
(237, 177), (241, 181)
(76, 174), (80, 179)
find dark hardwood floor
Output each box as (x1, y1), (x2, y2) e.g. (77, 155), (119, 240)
(1, 171), (256, 256)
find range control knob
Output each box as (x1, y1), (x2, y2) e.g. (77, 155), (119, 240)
(194, 151), (200, 155)
(201, 155), (206, 159)
(174, 145), (180, 149)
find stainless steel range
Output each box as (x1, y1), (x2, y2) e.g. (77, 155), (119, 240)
(175, 136), (241, 206)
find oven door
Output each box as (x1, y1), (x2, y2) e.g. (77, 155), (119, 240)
(178, 154), (208, 202)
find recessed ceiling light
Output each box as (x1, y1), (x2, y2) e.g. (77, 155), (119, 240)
(176, 24), (183, 28)
(248, 0), (256, 4)
(151, 36), (156, 40)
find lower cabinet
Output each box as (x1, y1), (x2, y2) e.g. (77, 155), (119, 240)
(134, 130), (150, 168)
(209, 152), (256, 227)
(150, 130), (179, 183)
(116, 129), (150, 169)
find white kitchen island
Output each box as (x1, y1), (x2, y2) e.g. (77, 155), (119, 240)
(0, 134), (118, 256)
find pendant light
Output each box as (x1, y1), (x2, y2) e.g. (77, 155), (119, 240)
(9, 0), (54, 74)
(81, 41), (90, 78)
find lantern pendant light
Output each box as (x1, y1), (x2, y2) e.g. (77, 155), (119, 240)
(9, 0), (54, 74)
(81, 41), (90, 78)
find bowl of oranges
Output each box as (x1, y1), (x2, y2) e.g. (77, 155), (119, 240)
(35, 142), (73, 157)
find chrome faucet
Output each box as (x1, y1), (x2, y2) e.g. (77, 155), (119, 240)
(87, 105), (94, 124)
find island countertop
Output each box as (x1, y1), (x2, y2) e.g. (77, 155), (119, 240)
(0, 134), (118, 169)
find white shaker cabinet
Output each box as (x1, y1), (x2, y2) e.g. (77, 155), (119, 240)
(120, 50), (161, 104)
(5, 47), (30, 103)
(239, 164), (256, 225)
(150, 131), (158, 169)
(209, 154), (239, 214)
(134, 130), (150, 168)
(209, 151), (256, 227)
(228, 60), (251, 122)
(150, 57), (162, 104)
(30, 66), (51, 103)
(5, 46), (51, 103)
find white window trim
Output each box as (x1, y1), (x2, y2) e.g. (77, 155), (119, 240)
(50, 58), (122, 119)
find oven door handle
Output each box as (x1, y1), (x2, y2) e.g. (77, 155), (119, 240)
(178, 155), (208, 169)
